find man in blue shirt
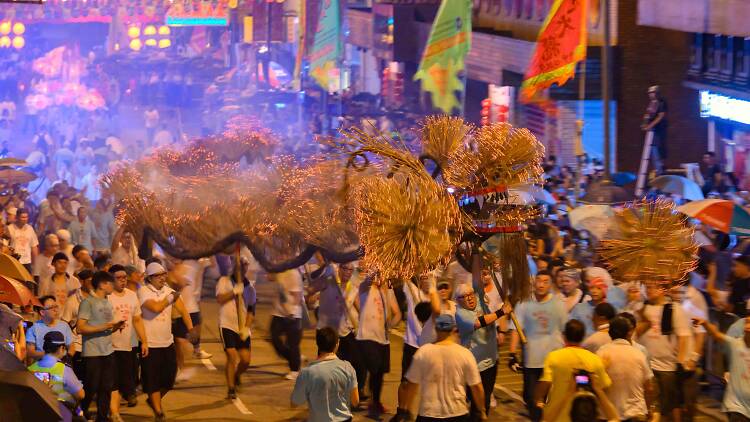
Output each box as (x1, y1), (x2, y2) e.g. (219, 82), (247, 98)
(509, 270), (567, 422)
(455, 282), (510, 421)
(291, 327), (359, 422)
(26, 295), (74, 360)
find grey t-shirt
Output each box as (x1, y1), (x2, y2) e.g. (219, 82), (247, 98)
(78, 295), (114, 357)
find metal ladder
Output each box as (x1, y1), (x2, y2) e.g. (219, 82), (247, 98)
(635, 130), (654, 197)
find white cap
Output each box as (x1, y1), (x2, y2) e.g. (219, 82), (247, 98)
(146, 262), (167, 277)
(585, 266), (613, 286)
(55, 229), (71, 242)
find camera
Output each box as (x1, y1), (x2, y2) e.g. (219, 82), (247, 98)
(574, 369), (592, 391)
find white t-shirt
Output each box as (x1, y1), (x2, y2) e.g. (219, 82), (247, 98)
(597, 339), (654, 419)
(111, 245), (145, 273)
(109, 289), (141, 351)
(271, 270), (303, 319)
(138, 283), (175, 348)
(356, 284), (396, 345)
(181, 259), (210, 313)
(482, 284), (503, 312)
(445, 261), (472, 287)
(418, 301), (457, 347)
(403, 281), (429, 348)
(582, 328), (612, 354)
(38, 273), (80, 312)
(216, 276), (256, 334)
(8, 223), (38, 264)
(406, 342), (481, 418)
(636, 303), (692, 371)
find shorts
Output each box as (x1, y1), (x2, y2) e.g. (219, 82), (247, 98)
(113, 349), (137, 397)
(220, 327), (251, 350)
(401, 343), (418, 381)
(653, 370), (679, 414)
(141, 345), (177, 394)
(172, 312), (201, 339)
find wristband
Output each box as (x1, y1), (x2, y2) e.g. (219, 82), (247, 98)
(478, 315), (488, 327)
(494, 308), (505, 318)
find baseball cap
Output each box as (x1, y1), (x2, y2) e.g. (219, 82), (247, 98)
(435, 314), (456, 332)
(43, 331), (66, 348)
(146, 262), (167, 277)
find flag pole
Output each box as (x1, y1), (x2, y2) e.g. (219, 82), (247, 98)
(602, 0), (611, 179)
(575, 59), (586, 201)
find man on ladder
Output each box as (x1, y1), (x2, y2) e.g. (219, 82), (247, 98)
(636, 85), (669, 196)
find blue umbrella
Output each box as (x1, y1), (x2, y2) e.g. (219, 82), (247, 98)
(612, 172), (636, 186)
(650, 175), (704, 201)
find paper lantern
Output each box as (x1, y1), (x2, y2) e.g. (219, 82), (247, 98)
(12, 23), (24, 35)
(129, 38), (142, 51)
(145, 38), (157, 47)
(0, 22), (10, 35)
(12, 36), (23, 49)
(127, 26), (140, 39)
(158, 39), (171, 49)
(158, 26), (170, 36)
(144, 25), (156, 36)
(0, 36), (10, 48)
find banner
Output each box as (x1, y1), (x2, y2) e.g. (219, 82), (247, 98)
(520, 0), (588, 103)
(414, 0), (472, 114)
(309, 0), (341, 91)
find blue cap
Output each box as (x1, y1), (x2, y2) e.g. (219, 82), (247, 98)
(435, 314), (456, 332)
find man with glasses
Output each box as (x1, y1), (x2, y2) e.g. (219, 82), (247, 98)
(77, 271), (122, 422)
(138, 262), (194, 422)
(509, 270), (567, 422)
(108, 264), (148, 421)
(455, 282), (511, 420)
(27, 295), (75, 361)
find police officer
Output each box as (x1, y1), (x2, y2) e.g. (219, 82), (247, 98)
(27, 331), (85, 409)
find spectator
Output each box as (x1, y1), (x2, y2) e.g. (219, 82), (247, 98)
(291, 327), (359, 422)
(270, 269), (306, 381)
(556, 269), (584, 314)
(38, 252), (81, 311)
(534, 319), (613, 422)
(33, 233), (59, 284)
(68, 206), (97, 252)
(569, 277), (610, 336)
(26, 296), (74, 361)
(581, 302), (616, 353)
(596, 316), (655, 421)
(7, 208), (38, 273)
(403, 314), (487, 421)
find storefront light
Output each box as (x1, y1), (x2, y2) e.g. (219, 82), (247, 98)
(144, 25), (157, 36)
(0, 36), (10, 48)
(12, 36), (24, 49)
(0, 22), (10, 35)
(129, 38), (142, 51)
(12, 22), (24, 35)
(128, 26), (140, 38)
(158, 26), (170, 35)
(158, 39), (171, 48)
(145, 38), (157, 47)
(700, 90), (750, 126)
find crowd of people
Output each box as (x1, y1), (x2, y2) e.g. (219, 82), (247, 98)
(2, 146), (750, 422)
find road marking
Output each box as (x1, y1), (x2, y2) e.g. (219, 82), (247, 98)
(201, 358), (217, 371)
(494, 384), (524, 403)
(232, 397), (253, 415)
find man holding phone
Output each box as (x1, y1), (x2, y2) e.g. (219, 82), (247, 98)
(77, 271), (121, 422)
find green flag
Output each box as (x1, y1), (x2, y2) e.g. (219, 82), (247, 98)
(309, 0), (341, 91)
(414, 0), (472, 113)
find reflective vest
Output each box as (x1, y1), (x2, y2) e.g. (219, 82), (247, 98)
(28, 360), (75, 404)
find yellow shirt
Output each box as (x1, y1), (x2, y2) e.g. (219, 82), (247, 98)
(540, 346), (612, 422)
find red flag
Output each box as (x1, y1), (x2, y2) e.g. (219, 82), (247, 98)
(520, 0), (588, 103)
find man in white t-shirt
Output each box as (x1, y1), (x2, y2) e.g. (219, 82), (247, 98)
(403, 314), (487, 421)
(38, 253), (81, 312)
(108, 264), (148, 421)
(598, 316), (655, 421)
(216, 257), (255, 399)
(179, 258), (213, 359)
(355, 275), (402, 418)
(269, 269), (305, 380)
(138, 262), (193, 422)
(635, 284), (691, 421)
(7, 208), (38, 271)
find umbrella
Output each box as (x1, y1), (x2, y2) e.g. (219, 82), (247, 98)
(0, 169), (36, 185)
(0, 275), (40, 307)
(568, 204), (614, 239)
(512, 184), (557, 205)
(650, 175), (704, 201)
(0, 303), (21, 341)
(0, 253), (33, 281)
(0, 158), (28, 168)
(580, 180), (632, 205)
(677, 199), (750, 236)
(0, 363), (67, 422)
(612, 172), (636, 187)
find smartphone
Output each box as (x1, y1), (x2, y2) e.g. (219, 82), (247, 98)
(33, 371), (51, 384)
(575, 374), (591, 386)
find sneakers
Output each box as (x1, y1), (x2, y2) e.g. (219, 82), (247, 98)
(175, 367), (195, 383)
(227, 388), (237, 400)
(284, 371), (299, 381)
(194, 349), (212, 359)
